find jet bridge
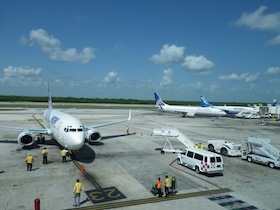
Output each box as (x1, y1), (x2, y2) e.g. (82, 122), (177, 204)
(152, 127), (195, 154)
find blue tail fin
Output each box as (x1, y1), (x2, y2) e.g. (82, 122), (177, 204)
(273, 99), (279, 106)
(154, 92), (166, 108)
(200, 96), (212, 107)
(48, 82), (53, 110)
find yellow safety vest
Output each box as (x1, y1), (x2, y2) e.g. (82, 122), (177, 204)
(26, 156), (34, 164)
(73, 182), (83, 193)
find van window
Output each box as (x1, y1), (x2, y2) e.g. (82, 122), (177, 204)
(194, 153), (203, 161)
(187, 151), (194, 158)
(216, 157), (222, 162)
(204, 156), (207, 162)
(210, 157), (215, 163)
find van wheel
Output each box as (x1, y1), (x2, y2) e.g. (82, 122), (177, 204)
(177, 158), (181, 165)
(247, 157), (252, 162)
(268, 162), (275, 169)
(195, 166), (200, 174)
(208, 144), (214, 152)
(221, 148), (228, 156)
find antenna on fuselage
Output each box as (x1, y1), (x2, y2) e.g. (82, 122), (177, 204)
(48, 82), (53, 110)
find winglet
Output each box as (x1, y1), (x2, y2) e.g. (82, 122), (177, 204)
(128, 109), (132, 121)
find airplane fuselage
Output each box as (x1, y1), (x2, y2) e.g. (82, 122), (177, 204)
(43, 109), (85, 150)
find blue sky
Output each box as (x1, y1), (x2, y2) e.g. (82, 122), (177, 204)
(0, 0), (280, 103)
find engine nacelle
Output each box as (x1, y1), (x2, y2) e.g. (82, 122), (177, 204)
(18, 132), (35, 146)
(85, 128), (102, 144)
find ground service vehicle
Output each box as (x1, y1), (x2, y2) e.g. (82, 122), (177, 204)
(177, 148), (223, 174)
(207, 140), (242, 156)
(242, 136), (280, 169)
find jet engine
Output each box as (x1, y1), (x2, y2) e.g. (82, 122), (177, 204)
(85, 128), (102, 144)
(17, 132), (35, 146)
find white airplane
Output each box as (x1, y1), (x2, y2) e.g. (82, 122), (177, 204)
(154, 92), (227, 117)
(0, 84), (131, 155)
(200, 96), (258, 115)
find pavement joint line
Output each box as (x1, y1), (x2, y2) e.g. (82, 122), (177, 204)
(64, 188), (232, 210)
(72, 161), (102, 189)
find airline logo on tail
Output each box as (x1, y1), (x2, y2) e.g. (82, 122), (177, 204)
(273, 99), (279, 106)
(154, 92), (165, 108)
(200, 96), (212, 107)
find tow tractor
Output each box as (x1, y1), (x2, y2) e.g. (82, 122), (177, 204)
(242, 136), (280, 169)
(207, 140), (242, 156)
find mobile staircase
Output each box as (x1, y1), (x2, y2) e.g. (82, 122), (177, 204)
(152, 127), (195, 154)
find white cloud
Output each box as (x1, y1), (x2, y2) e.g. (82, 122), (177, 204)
(265, 67), (280, 75)
(151, 44), (185, 64)
(235, 6), (280, 32)
(267, 34), (280, 45)
(181, 55), (214, 74)
(103, 71), (121, 84)
(160, 68), (173, 88)
(219, 72), (260, 83)
(0, 66), (43, 86)
(26, 29), (95, 63)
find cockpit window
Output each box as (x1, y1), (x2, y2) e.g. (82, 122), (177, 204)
(77, 128), (83, 132)
(64, 128), (68, 132)
(69, 129), (76, 132)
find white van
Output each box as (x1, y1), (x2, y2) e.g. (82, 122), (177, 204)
(177, 148), (223, 174)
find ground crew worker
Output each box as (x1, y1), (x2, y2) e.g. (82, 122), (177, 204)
(42, 147), (48, 164)
(126, 126), (129, 135)
(73, 179), (84, 207)
(199, 143), (204, 150)
(164, 175), (171, 197)
(25, 154), (34, 171)
(195, 144), (199, 148)
(61, 148), (68, 163)
(155, 177), (163, 197)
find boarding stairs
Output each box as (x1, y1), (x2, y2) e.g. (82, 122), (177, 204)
(152, 127), (195, 154)
(244, 136), (280, 160)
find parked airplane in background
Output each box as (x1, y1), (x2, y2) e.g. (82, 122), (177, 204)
(200, 96), (258, 115)
(154, 92), (227, 117)
(273, 99), (279, 106)
(0, 84), (131, 155)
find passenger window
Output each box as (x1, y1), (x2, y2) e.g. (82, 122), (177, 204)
(194, 153), (203, 161)
(210, 157), (215, 163)
(216, 157), (222, 162)
(187, 151), (194, 158)
(204, 156), (207, 162)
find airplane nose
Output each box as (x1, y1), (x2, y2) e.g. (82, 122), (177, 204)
(68, 133), (85, 150)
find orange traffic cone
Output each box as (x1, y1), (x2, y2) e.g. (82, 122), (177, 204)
(140, 132), (143, 137)
(80, 164), (85, 173)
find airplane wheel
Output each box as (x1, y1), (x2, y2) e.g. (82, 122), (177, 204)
(247, 157), (252, 162)
(268, 162), (275, 169)
(208, 144), (214, 152)
(161, 150), (165, 154)
(221, 148), (228, 156)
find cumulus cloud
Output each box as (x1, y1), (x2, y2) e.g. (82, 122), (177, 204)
(160, 68), (173, 88)
(103, 71), (121, 84)
(218, 72), (260, 83)
(267, 34), (280, 45)
(0, 66), (43, 85)
(181, 55), (214, 75)
(235, 6), (280, 31)
(23, 29), (95, 63)
(151, 44), (185, 64)
(265, 67), (280, 75)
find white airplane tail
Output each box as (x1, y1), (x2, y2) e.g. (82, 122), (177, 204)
(154, 92), (166, 108)
(200, 96), (212, 107)
(48, 83), (53, 110)
(273, 99), (279, 106)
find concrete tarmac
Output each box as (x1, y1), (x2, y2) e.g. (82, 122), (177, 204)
(0, 108), (280, 210)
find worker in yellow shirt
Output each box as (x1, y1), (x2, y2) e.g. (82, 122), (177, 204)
(61, 148), (68, 163)
(164, 175), (171, 197)
(73, 179), (84, 207)
(42, 147), (48, 164)
(25, 154), (34, 171)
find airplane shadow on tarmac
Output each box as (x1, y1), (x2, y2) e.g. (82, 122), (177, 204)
(75, 144), (96, 164)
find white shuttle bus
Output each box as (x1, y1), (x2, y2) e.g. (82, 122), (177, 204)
(177, 148), (223, 174)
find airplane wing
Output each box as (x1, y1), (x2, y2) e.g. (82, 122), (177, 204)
(87, 109), (132, 129)
(0, 126), (49, 134)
